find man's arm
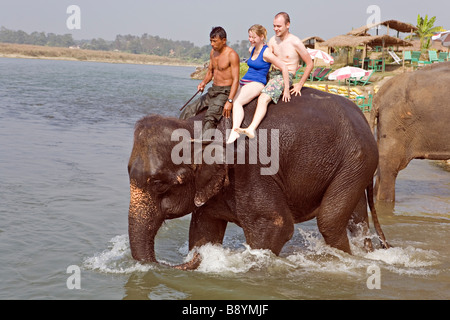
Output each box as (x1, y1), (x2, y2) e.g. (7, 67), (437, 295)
(222, 50), (240, 118)
(291, 40), (313, 96)
(198, 50), (214, 92)
(267, 36), (276, 52)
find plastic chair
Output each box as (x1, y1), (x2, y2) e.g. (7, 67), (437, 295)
(388, 50), (402, 64)
(411, 51), (421, 64)
(404, 51), (412, 63)
(294, 66), (303, 79)
(308, 67), (324, 81)
(438, 52), (448, 62)
(410, 51), (425, 69)
(428, 50), (439, 63)
(355, 93), (373, 112)
(313, 68), (332, 81)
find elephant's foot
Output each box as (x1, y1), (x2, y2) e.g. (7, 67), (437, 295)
(235, 127), (255, 139)
(172, 252), (202, 271)
(364, 238), (374, 252)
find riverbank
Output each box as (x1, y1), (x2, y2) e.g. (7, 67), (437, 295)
(0, 43), (201, 67)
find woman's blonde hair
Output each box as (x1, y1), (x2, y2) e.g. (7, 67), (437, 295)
(248, 24), (267, 41)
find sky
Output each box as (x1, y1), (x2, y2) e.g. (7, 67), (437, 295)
(1, 0), (449, 46)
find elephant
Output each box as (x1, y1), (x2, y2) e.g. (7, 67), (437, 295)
(127, 87), (389, 270)
(371, 62), (450, 202)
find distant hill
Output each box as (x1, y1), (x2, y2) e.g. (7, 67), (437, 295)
(0, 27), (251, 64)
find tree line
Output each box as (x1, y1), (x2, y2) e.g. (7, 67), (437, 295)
(0, 27), (251, 63)
(0, 27), (75, 47)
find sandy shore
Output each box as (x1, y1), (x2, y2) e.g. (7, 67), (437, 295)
(0, 43), (201, 67)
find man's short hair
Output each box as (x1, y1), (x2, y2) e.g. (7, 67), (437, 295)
(275, 12), (290, 24)
(210, 26), (227, 39)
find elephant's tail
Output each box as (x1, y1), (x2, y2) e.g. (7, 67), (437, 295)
(367, 182), (390, 249)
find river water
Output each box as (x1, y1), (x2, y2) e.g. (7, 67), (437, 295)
(0, 57), (449, 300)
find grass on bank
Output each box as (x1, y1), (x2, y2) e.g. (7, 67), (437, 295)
(0, 42), (198, 66)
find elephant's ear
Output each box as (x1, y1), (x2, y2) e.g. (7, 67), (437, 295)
(194, 162), (229, 207)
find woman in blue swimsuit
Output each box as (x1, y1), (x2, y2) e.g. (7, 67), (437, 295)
(226, 24), (291, 144)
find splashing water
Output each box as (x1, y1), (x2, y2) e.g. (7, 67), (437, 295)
(83, 235), (156, 274)
(83, 226), (441, 278)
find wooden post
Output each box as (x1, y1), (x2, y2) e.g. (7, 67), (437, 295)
(351, 47), (355, 66)
(396, 30), (399, 51)
(402, 46), (405, 71)
(346, 47), (349, 65)
(361, 44), (367, 69)
(382, 38), (385, 72)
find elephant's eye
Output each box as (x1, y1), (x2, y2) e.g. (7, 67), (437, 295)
(152, 179), (170, 194)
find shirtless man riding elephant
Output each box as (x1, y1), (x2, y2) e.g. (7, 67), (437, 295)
(180, 26), (240, 136)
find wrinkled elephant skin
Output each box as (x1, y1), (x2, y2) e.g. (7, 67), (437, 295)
(128, 87), (388, 268)
(372, 62), (450, 202)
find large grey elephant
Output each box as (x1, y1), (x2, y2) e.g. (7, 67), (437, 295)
(371, 62), (450, 202)
(128, 88), (389, 269)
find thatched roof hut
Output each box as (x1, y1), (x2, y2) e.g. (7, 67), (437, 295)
(321, 20), (417, 71)
(302, 36), (325, 49)
(347, 20), (417, 36)
(364, 34), (413, 47)
(322, 34), (412, 71)
(321, 35), (365, 48)
(322, 34), (412, 48)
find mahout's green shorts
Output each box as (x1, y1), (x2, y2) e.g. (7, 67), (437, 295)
(179, 85), (231, 133)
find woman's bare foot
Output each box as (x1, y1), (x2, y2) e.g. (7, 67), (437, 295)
(226, 129), (240, 144)
(235, 127), (255, 139)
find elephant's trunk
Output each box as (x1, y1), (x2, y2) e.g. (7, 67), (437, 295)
(128, 181), (162, 263)
(128, 181), (202, 270)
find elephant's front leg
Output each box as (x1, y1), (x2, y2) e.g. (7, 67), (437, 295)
(188, 205), (228, 250)
(172, 205), (227, 270)
(240, 201), (295, 256)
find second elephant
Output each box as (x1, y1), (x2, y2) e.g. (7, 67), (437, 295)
(371, 62), (450, 202)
